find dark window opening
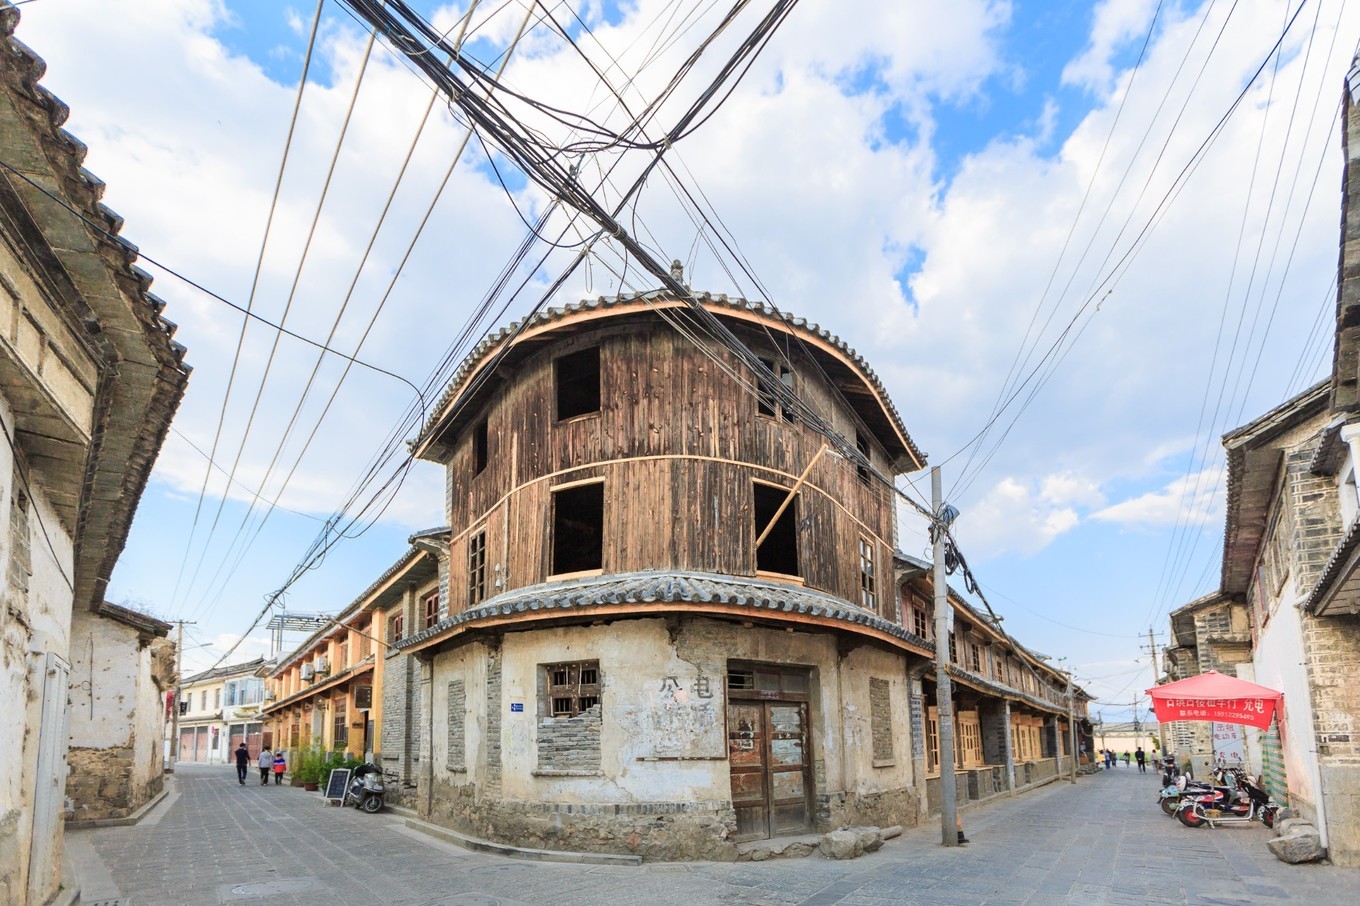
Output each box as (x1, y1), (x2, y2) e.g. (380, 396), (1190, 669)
(727, 670), (755, 691)
(551, 483), (604, 574)
(753, 482), (800, 576)
(855, 430), (871, 485)
(556, 347), (601, 420)
(544, 660), (601, 717)
(468, 531), (487, 607)
(389, 611), (404, 644)
(473, 418), (488, 475)
(756, 356), (795, 420)
(423, 591), (440, 629)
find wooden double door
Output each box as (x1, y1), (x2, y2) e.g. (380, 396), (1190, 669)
(728, 699), (812, 841)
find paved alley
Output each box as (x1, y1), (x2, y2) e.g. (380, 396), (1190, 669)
(66, 763), (1360, 906)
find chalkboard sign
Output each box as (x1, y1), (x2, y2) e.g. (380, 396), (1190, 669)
(324, 768), (351, 803)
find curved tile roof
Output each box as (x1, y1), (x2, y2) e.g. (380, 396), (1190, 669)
(412, 291), (924, 468)
(395, 568), (932, 652)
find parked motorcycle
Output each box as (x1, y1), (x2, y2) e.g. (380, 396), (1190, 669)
(1158, 767), (1241, 816)
(343, 762), (386, 813)
(1177, 774), (1278, 829)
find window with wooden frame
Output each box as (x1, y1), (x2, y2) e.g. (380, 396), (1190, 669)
(948, 632), (957, 663)
(855, 430), (871, 485)
(333, 696), (348, 749)
(388, 610), (405, 644)
(753, 481), (800, 577)
(970, 642), (982, 673)
(555, 347), (601, 420)
(755, 356), (795, 420)
(551, 481), (604, 575)
(926, 706), (940, 776)
(959, 712), (983, 767)
(423, 590), (440, 630)
(912, 600), (931, 640)
(543, 660), (601, 717)
(858, 537), (877, 611)
(472, 417), (488, 476)
(468, 530), (487, 607)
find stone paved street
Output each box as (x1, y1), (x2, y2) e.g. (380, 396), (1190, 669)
(67, 762), (1360, 905)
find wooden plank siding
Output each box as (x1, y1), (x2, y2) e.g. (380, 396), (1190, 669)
(440, 317), (899, 620)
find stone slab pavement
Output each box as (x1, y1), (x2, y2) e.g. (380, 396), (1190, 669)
(65, 761), (1360, 905)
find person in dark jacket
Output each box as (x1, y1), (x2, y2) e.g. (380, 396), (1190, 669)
(234, 743), (249, 785)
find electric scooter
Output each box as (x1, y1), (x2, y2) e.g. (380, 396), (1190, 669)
(1176, 774), (1278, 829)
(343, 762), (386, 813)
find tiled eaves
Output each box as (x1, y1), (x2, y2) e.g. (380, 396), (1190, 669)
(394, 569), (932, 653)
(1302, 515), (1360, 614)
(412, 292), (924, 468)
(263, 659), (375, 715)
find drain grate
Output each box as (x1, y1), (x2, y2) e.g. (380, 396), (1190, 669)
(85, 899), (126, 906)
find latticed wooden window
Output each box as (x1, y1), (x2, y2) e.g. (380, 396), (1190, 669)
(858, 537), (877, 612)
(388, 610), (404, 644)
(926, 707), (940, 775)
(913, 604), (930, 640)
(468, 531), (487, 607)
(970, 643), (982, 673)
(544, 660), (600, 717)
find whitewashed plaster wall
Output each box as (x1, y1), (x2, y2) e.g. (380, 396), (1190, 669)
(68, 609), (139, 749)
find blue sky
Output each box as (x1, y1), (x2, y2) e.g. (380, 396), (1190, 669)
(14, 0), (1357, 723)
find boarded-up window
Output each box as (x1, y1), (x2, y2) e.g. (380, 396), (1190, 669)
(468, 530), (487, 607)
(446, 679), (466, 771)
(537, 661), (602, 773)
(555, 347), (601, 420)
(754, 482), (800, 576)
(869, 678), (893, 763)
(551, 482), (604, 575)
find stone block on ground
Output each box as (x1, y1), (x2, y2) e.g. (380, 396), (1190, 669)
(1274, 816), (1310, 838)
(1268, 824), (1326, 864)
(820, 829), (864, 860)
(846, 825), (884, 853)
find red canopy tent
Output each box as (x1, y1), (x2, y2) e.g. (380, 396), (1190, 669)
(1146, 670), (1282, 730)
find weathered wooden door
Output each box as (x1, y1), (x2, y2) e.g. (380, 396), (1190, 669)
(728, 700), (811, 841)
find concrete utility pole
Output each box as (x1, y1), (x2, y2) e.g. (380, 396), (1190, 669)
(932, 468), (959, 847)
(167, 620), (195, 773)
(1147, 626), (1167, 753)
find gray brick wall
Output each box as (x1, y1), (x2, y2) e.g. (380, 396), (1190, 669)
(869, 677), (893, 762)
(486, 645), (502, 795)
(908, 678), (925, 757)
(537, 705), (602, 772)
(1288, 444), (1344, 596)
(446, 679), (465, 771)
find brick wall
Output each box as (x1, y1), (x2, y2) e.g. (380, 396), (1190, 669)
(869, 677), (893, 762)
(485, 643), (502, 795)
(446, 679), (465, 771)
(536, 705), (602, 772)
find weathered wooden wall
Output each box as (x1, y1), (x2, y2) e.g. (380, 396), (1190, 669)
(442, 316), (897, 614)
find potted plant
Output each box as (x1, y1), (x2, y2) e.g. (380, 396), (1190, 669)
(296, 743), (324, 791)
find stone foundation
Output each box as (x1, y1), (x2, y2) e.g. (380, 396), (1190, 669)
(424, 776), (741, 861)
(816, 787), (920, 831)
(65, 745), (164, 821)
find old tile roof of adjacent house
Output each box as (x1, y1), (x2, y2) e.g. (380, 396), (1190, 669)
(182, 656), (267, 687)
(1, 6), (190, 612)
(1220, 380), (1329, 595)
(95, 600), (171, 638)
(411, 291), (925, 470)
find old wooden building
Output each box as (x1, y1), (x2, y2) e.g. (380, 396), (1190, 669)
(376, 291), (1082, 860)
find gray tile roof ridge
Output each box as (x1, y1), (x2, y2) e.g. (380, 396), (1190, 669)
(395, 568), (932, 651)
(411, 292), (920, 464)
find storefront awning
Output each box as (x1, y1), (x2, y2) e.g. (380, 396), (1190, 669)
(1146, 670), (1281, 730)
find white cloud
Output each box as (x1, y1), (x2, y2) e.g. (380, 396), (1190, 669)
(1062, 0), (1162, 94)
(1092, 464), (1225, 527)
(952, 474), (1085, 558)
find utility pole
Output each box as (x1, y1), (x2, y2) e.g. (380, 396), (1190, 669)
(1146, 626), (1167, 754)
(932, 468), (959, 847)
(1066, 672), (1077, 783)
(167, 620), (195, 774)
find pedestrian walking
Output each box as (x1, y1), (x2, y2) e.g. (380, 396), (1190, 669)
(273, 750), (286, 785)
(234, 742), (249, 785)
(1135, 747), (1146, 772)
(258, 746), (273, 785)
(1122, 751), (1130, 767)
